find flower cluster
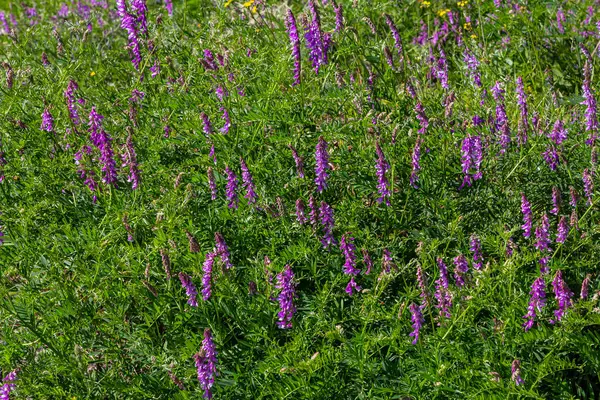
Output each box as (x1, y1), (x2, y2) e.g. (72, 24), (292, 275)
(276, 264), (296, 329)
(194, 329), (218, 399)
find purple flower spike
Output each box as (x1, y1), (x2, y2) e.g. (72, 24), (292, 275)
(550, 187), (560, 215)
(463, 49), (481, 87)
(459, 135), (483, 189)
(276, 264), (296, 329)
(214, 232), (233, 270)
(409, 303), (424, 344)
(132, 0), (148, 36)
(201, 112), (213, 135)
(122, 132), (141, 189)
(549, 120), (567, 145)
(582, 61), (598, 145)
(308, 195), (319, 228)
(415, 103), (429, 135)
(416, 265), (429, 308)
(556, 216), (568, 244)
(522, 276), (546, 331)
(224, 166), (238, 209)
(116, 0), (142, 70)
(410, 137), (423, 189)
(345, 276), (361, 296)
(516, 76), (528, 145)
(521, 194), (533, 238)
(375, 141), (391, 205)
(285, 10), (301, 85)
(194, 329), (217, 399)
(40, 108), (54, 133)
(201, 252), (216, 301)
(333, 2), (343, 33)
(453, 254), (468, 287)
(535, 213), (552, 254)
(469, 235), (483, 270)
(384, 14), (403, 62)
(64, 80), (81, 126)
(179, 272), (199, 307)
(581, 274), (591, 300)
(583, 168), (594, 205)
(240, 158), (258, 204)
(511, 360), (524, 386)
(289, 145), (305, 178)
(88, 107), (118, 186)
(295, 199), (307, 224)
(319, 201), (336, 249)
(340, 233), (359, 276)
(491, 81), (510, 150)
(164, 0), (173, 16)
(303, 0), (330, 74)
(362, 249), (373, 275)
(220, 108), (231, 134)
(380, 248), (395, 279)
(551, 270), (573, 323)
(435, 257), (452, 321)
(314, 136), (330, 192)
(1, 370), (17, 399)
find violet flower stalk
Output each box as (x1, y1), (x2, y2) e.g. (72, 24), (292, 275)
(1, 370), (17, 399)
(319, 201), (336, 249)
(469, 235), (483, 270)
(522, 276), (546, 331)
(463, 49), (481, 87)
(375, 141), (391, 205)
(556, 216), (568, 243)
(362, 248), (373, 275)
(40, 108), (54, 132)
(459, 135), (483, 188)
(123, 132), (141, 189)
(201, 252), (216, 301)
(409, 303), (424, 344)
(308, 195), (319, 228)
(542, 146), (559, 171)
(550, 187), (560, 215)
(384, 14), (403, 62)
(416, 265), (429, 308)
(511, 360), (524, 386)
(333, 2), (343, 33)
(380, 248), (395, 278)
(549, 119), (567, 145)
(164, 0), (173, 16)
(214, 232), (233, 270)
(304, 0), (331, 74)
(521, 193), (533, 238)
(285, 10), (301, 86)
(516, 76), (528, 145)
(179, 272), (199, 307)
(276, 264), (296, 329)
(64, 80), (81, 126)
(415, 103), (429, 134)
(581, 274), (591, 299)
(219, 108), (230, 134)
(295, 199), (307, 224)
(131, 0), (148, 36)
(435, 48), (449, 89)
(491, 81), (510, 150)
(453, 254), (468, 287)
(240, 158), (258, 204)
(116, 0), (142, 70)
(194, 329), (217, 399)
(582, 61), (598, 144)
(88, 107), (118, 186)
(224, 165), (238, 209)
(535, 213), (552, 273)
(289, 145), (305, 178)
(551, 270), (573, 323)
(340, 233), (361, 295)
(201, 112), (213, 135)
(315, 136), (330, 192)
(410, 137), (423, 189)
(435, 257), (452, 320)
(583, 168), (594, 205)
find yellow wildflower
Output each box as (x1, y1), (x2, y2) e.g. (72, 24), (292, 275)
(438, 9), (450, 17)
(90, 71), (96, 76)
(421, 0), (431, 7)
(470, 34), (477, 39)
(463, 22), (472, 31)
(224, 0), (233, 7)
(243, 0), (254, 7)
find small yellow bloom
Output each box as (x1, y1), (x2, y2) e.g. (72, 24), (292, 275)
(243, 0), (254, 7)
(224, 0), (233, 7)
(470, 34), (477, 39)
(421, 0), (431, 7)
(463, 22), (472, 31)
(458, 0), (468, 7)
(90, 71), (96, 76)
(252, 5), (257, 13)
(438, 9), (450, 17)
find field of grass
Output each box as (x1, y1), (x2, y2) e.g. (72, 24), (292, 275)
(1, 0), (600, 398)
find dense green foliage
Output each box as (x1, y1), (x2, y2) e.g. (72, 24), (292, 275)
(1, 0), (600, 398)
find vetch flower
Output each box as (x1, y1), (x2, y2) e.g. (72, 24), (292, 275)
(201, 252), (216, 300)
(308, 195), (319, 228)
(522, 276), (546, 331)
(470, 235), (483, 270)
(556, 216), (568, 243)
(214, 232), (233, 270)
(409, 303), (424, 344)
(201, 112), (213, 135)
(582, 61), (598, 145)
(362, 248), (373, 275)
(333, 2), (343, 33)
(276, 264), (296, 328)
(179, 272), (199, 307)
(384, 14), (403, 62)
(40, 108), (54, 132)
(164, 0), (173, 16)
(224, 166), (238, 209)
(219, 108), (230, 134)
(583, 168), (593, 205)
(295, 199), (307, 224)
(521, 193), (533, 238)
(122, 131), (141, 189)
(453, 254), (468, 287)
(88, 107), (118, 186)
(410, 137), (423, 189)
(463, 48), (481, 87)
(550, 187), (560, 215)
(581, 274), (591, 299)
(285, 9), (301, 85)
(415, 103), (428, 135)
(194, 329), (218, 399)
(131, 0), (148, 36)
(207, 167), (217, 201)
(416, 265), (429, 308)
(511, 360), (524, 386)
(289, 145), (304, 178)
(435, 257), (452, 320)
(549, 119), (567, 145)
(64, 80), (81, 126)
(1, 369), (17, 400)
(116, 0), (142, 69)
(303, 0), (331, 74)
(240, 158), (258, 204)
(345, 277), (361, 295)
(491, 81), (510, 151)
(315, 136), (330, 192)
(340, 233), (359, 276)
(375, 141), (391, 205)
(515, 76), (528, 145)
(319, 201), (336, 249)
(380, 248), (396, 279)
(551, 270), (573, 323)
